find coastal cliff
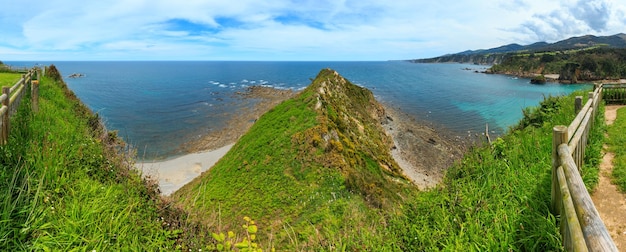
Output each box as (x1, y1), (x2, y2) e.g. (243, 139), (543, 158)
(171, 68), (463, 248)
(3, 63), (597, 250)
(412, 33), (626, 83)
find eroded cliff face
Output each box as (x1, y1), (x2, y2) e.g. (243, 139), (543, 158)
(306, 69), (465, 190)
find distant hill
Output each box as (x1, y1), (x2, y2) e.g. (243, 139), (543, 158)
(413, 33), (626, 64)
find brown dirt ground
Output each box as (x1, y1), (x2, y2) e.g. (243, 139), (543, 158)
(591, 105), (626, 250)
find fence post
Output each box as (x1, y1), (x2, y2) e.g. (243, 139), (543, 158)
(590, 91), (597, 129)
(552, 125), (568, 213)
(32, 80), (39, 113)
(2, 87), (10, 144)
(574, 96), (582, 114)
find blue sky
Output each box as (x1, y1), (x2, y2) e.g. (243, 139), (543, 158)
(1, 0), (625, 61)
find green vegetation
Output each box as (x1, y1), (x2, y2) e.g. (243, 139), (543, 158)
(490, 48), (626, 82)
(530, 74), (547, 84)
(173, 69), (415, 250)
(0, 66), (178, 250)
(1, 65), (606, 250)
(0, 72), (21, 87)
(607, 107), (626, 192)
(603, 86), (626, 105)
(174, 69), (603, 250)
(389, 90), (603, 250)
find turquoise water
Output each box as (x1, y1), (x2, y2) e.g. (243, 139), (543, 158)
(7, 61), (590, 159)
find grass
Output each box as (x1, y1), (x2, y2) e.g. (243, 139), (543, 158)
(0, 69), (178, 250)
(607, 107), (626, 192)
(172, 69), (416, 250)
(0, 72), (21, 87)
(0, 66), (606, 251)
(390, 90), (604, 251)
(173, 69), (604, 250)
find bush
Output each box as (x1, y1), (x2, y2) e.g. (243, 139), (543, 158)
(530, 75), (547, 84)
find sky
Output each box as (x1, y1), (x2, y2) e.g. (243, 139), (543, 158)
(1, 0), (625, 61)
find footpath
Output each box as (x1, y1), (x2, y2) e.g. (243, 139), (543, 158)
(591, 105), (626, 250)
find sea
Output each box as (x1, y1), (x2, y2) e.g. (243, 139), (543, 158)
(6, 61), (591, 160)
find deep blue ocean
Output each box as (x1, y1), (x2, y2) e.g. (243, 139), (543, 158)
(7, 61), (591, 160)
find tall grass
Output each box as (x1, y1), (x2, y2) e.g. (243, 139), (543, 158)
(390, 90), (603, 250)
(174, 70), (603, 250)
(0, 72), (20, 87)
(172, 69), (415, 250)
(0, 75), (178, 250)
(0, 67), (606, 251)
(607, 107), (626, 192)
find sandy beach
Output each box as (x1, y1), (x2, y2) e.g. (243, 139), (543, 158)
(136, 85), (468, 196)
(135, 86), (296, 196)
(136, 144), (234, 195)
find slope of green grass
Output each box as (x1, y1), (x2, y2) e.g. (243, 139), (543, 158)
(1, 66), (605, 251)
(173, 69), (415, 250)
(0, 69), (178, 250)
(0, 72), (20, 87)
(390, 90), (604, 251)
(608, 107), (626, 192)
(174, 69), (603, 250)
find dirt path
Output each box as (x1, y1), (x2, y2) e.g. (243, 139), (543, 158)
(591, 105), (626, 250)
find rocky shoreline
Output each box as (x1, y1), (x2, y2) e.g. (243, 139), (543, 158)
(382, 105), (468, 189)
(485, 69), (626, 84)
(181, 86), (297, 153)
(176, 85), (469, 189)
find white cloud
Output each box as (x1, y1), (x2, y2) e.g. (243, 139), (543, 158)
(0, 0), (625, 61)
(515, 0), (625, 43)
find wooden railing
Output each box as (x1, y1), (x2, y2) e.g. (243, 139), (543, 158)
(1, 68), (39, 145)
(602, 83), (626, 105)
(0, 65), (29, 73)
(551, 84), (618, 251)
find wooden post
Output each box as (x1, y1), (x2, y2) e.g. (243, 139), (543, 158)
(559, 145), (619, 251)
(552, 125), (568, 213)
(31, 80), (39, 112)
(589, 92), (596, 126)
(485, 123), (491, 144)
(557, 166), (588, 251)
(598, 85), (604, 106)
(2, 87), (10, 144)
(575, 96), (582, 114)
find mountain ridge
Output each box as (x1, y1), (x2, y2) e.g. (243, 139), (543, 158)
(413, 33), (626, 64)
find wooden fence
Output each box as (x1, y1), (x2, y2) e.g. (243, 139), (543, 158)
(602, 83), (626, 104)
(551, 84), (618, 251)
(1, 68), (39, 145)
(0, 65), (30, 73)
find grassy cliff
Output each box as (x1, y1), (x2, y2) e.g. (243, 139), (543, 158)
(1, 65), (605, 250)
(172, 68), (416, 249)
(489, 48), (626, 82)
(0, 66), (178, 250)
(173, 69), (604, 251)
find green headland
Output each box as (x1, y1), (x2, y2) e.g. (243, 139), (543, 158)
(0, 63), (606, 250)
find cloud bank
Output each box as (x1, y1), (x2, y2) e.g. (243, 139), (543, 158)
(518, 0), (622, 42)
(0, 0), (624, 60)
